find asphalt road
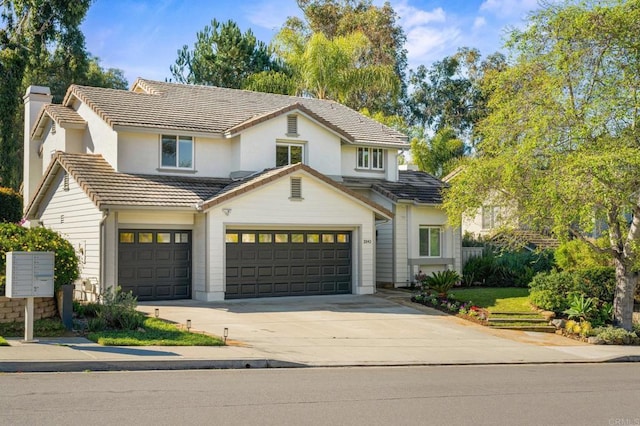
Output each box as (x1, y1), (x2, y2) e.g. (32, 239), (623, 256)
(2, 364), (640, 425)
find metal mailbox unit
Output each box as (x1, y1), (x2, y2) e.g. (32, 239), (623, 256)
(5, 252), (55, 342)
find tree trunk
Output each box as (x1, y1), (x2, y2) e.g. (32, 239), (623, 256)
(612, 257), (637, 331)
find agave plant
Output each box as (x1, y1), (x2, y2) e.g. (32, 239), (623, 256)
(425, 270), (461, 297)
(562, 293), (596, 321)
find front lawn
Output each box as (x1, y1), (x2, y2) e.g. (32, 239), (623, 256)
(449, 287), (532, 312)
(0, 318), (68, 338)
(87, 317), (225, 346)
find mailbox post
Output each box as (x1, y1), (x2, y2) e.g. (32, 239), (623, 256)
(5, 252), (55, 342)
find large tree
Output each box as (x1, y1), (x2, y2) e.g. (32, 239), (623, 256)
(408, 47), (506, 146)
(246, 30), (399, 105)
(170, 19), (284, 88)
(1, 0), (126, 190)
(411, 127), (466, 178)
(444, 0), (640, 329)
(277, 0), (407, 113)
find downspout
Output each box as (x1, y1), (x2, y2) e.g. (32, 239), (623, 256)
(99, 209), (110, 296)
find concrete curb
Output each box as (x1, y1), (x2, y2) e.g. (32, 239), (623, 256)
(2, 356), (640, 373)
(0, 359), (307, 373)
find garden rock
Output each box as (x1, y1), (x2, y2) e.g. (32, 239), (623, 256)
(588, 336), (604, 345)
(541, 311), (556, 321)
(550, 319), (565, 329)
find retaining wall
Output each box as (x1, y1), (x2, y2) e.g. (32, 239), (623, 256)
(0, 296), (57, 323)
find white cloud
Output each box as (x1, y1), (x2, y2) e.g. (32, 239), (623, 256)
(405, 26), (462, 64)
(244, 0), (301, 32)
(473, 16), (487, 30)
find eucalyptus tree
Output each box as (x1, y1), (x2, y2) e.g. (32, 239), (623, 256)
(443, 0), (640, 329)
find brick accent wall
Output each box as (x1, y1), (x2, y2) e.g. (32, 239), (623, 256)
(0, 296), (57, 323)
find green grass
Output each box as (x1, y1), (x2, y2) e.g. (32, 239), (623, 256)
(0, 318), (68, 338)
(449, 287), (533, 313)
(0, 336), (8, 346)
(87, 317), (225, 346)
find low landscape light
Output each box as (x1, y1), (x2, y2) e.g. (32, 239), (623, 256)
(154, 308), (159, 318)
(223, 327), (229, 343)
(186, 319), (191, 331)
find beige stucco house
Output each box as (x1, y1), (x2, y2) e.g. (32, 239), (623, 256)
(22, 79), (461, 301)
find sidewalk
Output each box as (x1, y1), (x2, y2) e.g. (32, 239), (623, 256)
(1, 290), (639, 372)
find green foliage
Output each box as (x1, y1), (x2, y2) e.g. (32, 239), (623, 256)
(462, 249), (554, 287)
(0, 223), (78, 293)
(563, 294), (596, 321)
(170, 19), (283, 89)
(591, 326), (640, 345)
(0, 187), (22, 223)
(554, 238), (610, 271)
(411, 127), (466, 178)
(94, 288), (145, 331)
(0, 318), (66, 337)
(528, 267), (616, 313)
(0, 336), (8, 346)
(443, 0), (640, 330)
(88, 317), (224, 346)
(420, 270), (460, 295)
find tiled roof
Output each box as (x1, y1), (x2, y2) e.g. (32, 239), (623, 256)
(26, 154), (393, 220)
(61, 79), (407, 147)
(25, 153), (231, 216)
(31, 104), (86, 139)
(344, 170), (446, 205)
(200, 163), (393, 219)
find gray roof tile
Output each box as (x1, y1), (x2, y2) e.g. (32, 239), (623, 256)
(62, 79), (408, 147)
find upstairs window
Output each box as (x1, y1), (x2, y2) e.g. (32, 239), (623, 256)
(161, 135), (193, 169)
(419, 226), (441, 257)
(482, 206), (500, 230)
(277, 143), (304, 166)
(287, 115), (298, 136)
(357, 147), (384, 170)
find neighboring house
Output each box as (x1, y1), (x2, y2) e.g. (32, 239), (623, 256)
(22, 80), (461, 301)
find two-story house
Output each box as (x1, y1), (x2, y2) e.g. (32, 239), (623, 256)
(22, 79), (461, 301)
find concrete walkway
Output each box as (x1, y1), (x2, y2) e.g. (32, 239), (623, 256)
(1, 290), (639, 372)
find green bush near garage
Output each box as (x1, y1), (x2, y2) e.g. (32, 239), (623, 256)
(0, 187), (22, 224)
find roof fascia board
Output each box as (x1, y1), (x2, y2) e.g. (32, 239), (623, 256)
(113, 124), (224, 139)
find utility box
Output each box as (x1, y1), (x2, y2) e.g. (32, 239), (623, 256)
(6, 252), (55, 298)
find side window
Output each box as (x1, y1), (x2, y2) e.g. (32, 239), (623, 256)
(161, 135), (193, 168)
(357, 147), (369, 169)
(419, 226), (441, 257)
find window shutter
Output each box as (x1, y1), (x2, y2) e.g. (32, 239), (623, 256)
(287, 115), (298, 135)
(290, 177), (302, 199)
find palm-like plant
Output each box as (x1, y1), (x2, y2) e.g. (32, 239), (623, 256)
(425, 270), (461, 297)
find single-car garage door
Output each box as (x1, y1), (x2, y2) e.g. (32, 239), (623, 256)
(225, 230), (352, 299)
(118, 230), (192, 301)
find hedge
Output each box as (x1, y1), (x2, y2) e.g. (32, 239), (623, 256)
(0, 187), (22, 223)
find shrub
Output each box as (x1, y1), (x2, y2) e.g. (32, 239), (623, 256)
(592, 326), (640, 345)
(462, 253), (496, 286)
(0, 223), (79, 293)
(95, 288), (145, 331)
(462, 249), (554, 288)
(563, 294), (596, 321)
(555, 238), (610, 271)
(423, 270), (460, 296)
(0, 187), (22, 223)
(529, 267), (616, 313)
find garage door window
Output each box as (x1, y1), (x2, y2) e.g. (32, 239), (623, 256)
(176, 232), (189, 243)
(242, 233), (256, 243)
(337, 234), (349, 243)
(259, 233), (272, 243)
(226, 233), (239, 243)
(120, 232), (134, 243)
(292, 234), (304, 243)
(139, 232), (153, 243)
(322, 234), (335, 243)
(307, 234), (320, 243)
(157, 232), (171, 243)
(275, 234), (288, 243)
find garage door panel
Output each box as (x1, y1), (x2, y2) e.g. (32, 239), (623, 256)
(118, 230), (192, 301)
(226, 230), (351, 299)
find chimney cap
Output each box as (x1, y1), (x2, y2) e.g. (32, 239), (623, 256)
(24, 85), (51, 98)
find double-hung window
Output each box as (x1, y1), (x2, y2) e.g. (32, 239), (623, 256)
(357, 147), (384, 170)
(276, 143), (304, 166)
(161, 135), (193, 169)
(481, 206), (500, 230)
(419, 226), (441, 257)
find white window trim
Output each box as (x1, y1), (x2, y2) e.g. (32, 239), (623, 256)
(356, 147), (385, 171)
(276, 142), (305, 166)
(419, 226), (442, 257)
(160, 134), (195, 170)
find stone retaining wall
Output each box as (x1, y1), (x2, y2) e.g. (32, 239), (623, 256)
(0, 296), (57, 323)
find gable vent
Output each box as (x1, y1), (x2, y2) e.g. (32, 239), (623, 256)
(290, 177), (302, 199)
(287, 115), (298, 136)
(63, 172), (69, 192)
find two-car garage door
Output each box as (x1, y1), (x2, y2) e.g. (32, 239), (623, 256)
(225, 230), (352, 299)
(117, 229), (353, 301)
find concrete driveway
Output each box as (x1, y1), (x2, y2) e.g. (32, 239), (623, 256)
(137, 290), (639, 366)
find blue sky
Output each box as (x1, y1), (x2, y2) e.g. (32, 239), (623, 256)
(82, 0), (543, 85)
